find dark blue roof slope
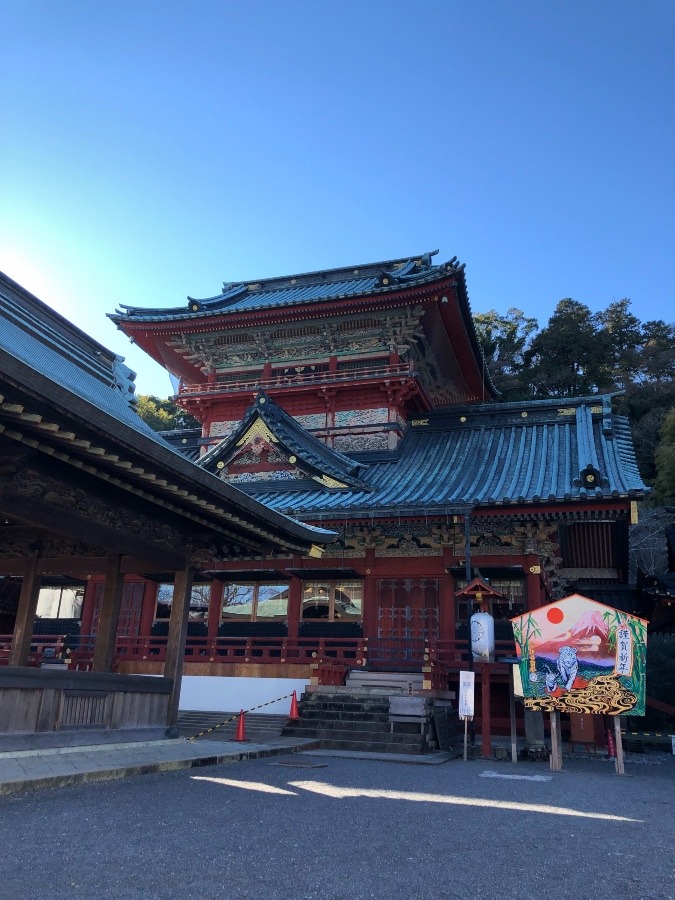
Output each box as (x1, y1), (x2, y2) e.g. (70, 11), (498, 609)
(199, 391), (373, 490)
(109, 249), (500, 401)
(0, 272), (174, 451)
(159, 427), (203, 462)
(234, 395), (648, 518)
(111, 251), (457, 321)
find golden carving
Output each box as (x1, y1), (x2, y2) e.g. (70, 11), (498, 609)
(236, 418), (278, 447)
(312, 474), (347, 489)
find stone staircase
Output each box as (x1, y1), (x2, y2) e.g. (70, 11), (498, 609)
(177, 710), (287, 742)
(281, 686), (450, 754)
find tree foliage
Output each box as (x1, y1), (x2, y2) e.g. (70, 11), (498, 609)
(136, 395), (198, 432)
(654, 409), (675, 505)
(524, 299), (613, 397)
(473, 308), (538, 401)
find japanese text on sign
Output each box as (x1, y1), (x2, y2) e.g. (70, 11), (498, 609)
(458, 671), (475, 719)
(614, 623), (633, 677)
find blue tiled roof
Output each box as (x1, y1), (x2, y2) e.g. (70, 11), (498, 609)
(111, 251), (457, 321)
(232, 395), (647, 518)
(0, 272), (173, 451)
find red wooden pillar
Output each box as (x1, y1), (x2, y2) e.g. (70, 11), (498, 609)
(480, 662), (492, 759)
(8, 552), (42, 667)
(139, 580), (158, 637)
(525, 556), (543, 609)
(440, 548), (455, 640)
(287, 575), (302, 641)
(207, 578), (224, 640)
(362, 551), (377, 639)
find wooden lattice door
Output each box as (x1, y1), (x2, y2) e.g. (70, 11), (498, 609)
(372, 578), (439, 667)
(92, 582), (145, 638)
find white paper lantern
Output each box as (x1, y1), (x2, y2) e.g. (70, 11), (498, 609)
(470, 610), (495, 661)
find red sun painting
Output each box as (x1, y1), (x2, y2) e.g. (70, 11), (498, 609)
(547, 607), (564, 624)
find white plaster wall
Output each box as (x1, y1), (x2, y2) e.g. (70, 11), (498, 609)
(179, 675), (310, 714)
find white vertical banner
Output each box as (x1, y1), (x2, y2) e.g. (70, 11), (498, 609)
(614, 621), (634, 677)
(458, 670), (475, 719)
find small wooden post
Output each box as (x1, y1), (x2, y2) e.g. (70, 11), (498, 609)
(8, 552), (42, 667)
(549, 710), (563, 771)
(614, 716), (625, 775)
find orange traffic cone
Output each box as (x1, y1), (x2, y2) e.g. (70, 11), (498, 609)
(234, 709), (248, 742)
(289, 690), (300, 721)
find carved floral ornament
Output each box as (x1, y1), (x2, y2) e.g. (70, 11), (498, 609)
(1, 466), (187, 551)
(174, 308), (427, 369)
(0, 538), (106, 560)
(321, 519), (563, 569)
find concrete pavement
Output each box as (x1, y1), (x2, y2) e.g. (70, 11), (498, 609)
(0, 734), (321, 796)
(1, 750), (673, 900)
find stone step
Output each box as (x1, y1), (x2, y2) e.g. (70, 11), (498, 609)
(286, 716), (423, 735)
(301, 699), (390, 713)
(303, 692), (390, 702)
(282, 723), (427, 744)
(299, 708), (390, 723)
(317, 738), (429, 754)
(177, 711), (287, 742)
(345, 673), (424, 693)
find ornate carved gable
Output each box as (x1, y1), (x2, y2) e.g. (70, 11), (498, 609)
(199, 393), (373, 491)
(212, 413), (349, 488)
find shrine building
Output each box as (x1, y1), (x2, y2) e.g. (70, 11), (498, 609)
(108, 250), (648, 716)
(0, 271), (332, 738)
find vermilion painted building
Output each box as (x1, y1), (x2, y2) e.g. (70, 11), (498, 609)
(108, 252), (647, 709)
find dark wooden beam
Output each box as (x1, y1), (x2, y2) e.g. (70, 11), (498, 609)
(92, 555), (124, 673)
(0, 492), (188, 571)
(0, 555), (193, 578)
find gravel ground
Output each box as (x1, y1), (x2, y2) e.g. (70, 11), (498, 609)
(0, 752), (673, 900)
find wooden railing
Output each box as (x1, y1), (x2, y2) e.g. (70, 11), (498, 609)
(44, 635), (367, 671)
(427, 639), (516, 691)
(1, 634), (367, 670)
(0, 634), (69, 667)
(0, 634), (517, 674)
(177, 362), (416, 397)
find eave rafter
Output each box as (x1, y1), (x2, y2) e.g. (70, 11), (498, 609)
(0, 394), (310, 555)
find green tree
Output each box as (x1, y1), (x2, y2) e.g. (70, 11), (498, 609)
(523, 299), (613, 397)
(638, 320), (675, 383)
(136, 395), (198, 432)
(654, 409), (675, 504)
(473, 308), (538, 400)
(596, 299), (643, 390)
(618, 318), (675, 484)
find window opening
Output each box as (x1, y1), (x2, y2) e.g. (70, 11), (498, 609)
(301, 580), (363, 621)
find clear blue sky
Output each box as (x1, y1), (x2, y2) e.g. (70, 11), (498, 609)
(1, 1), (673, 397)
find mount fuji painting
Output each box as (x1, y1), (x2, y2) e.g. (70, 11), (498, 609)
(510, 594), (648, 715)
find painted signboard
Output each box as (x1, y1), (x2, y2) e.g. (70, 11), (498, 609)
(458, 671), (475, 719)
(510, 594), (647, 716)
